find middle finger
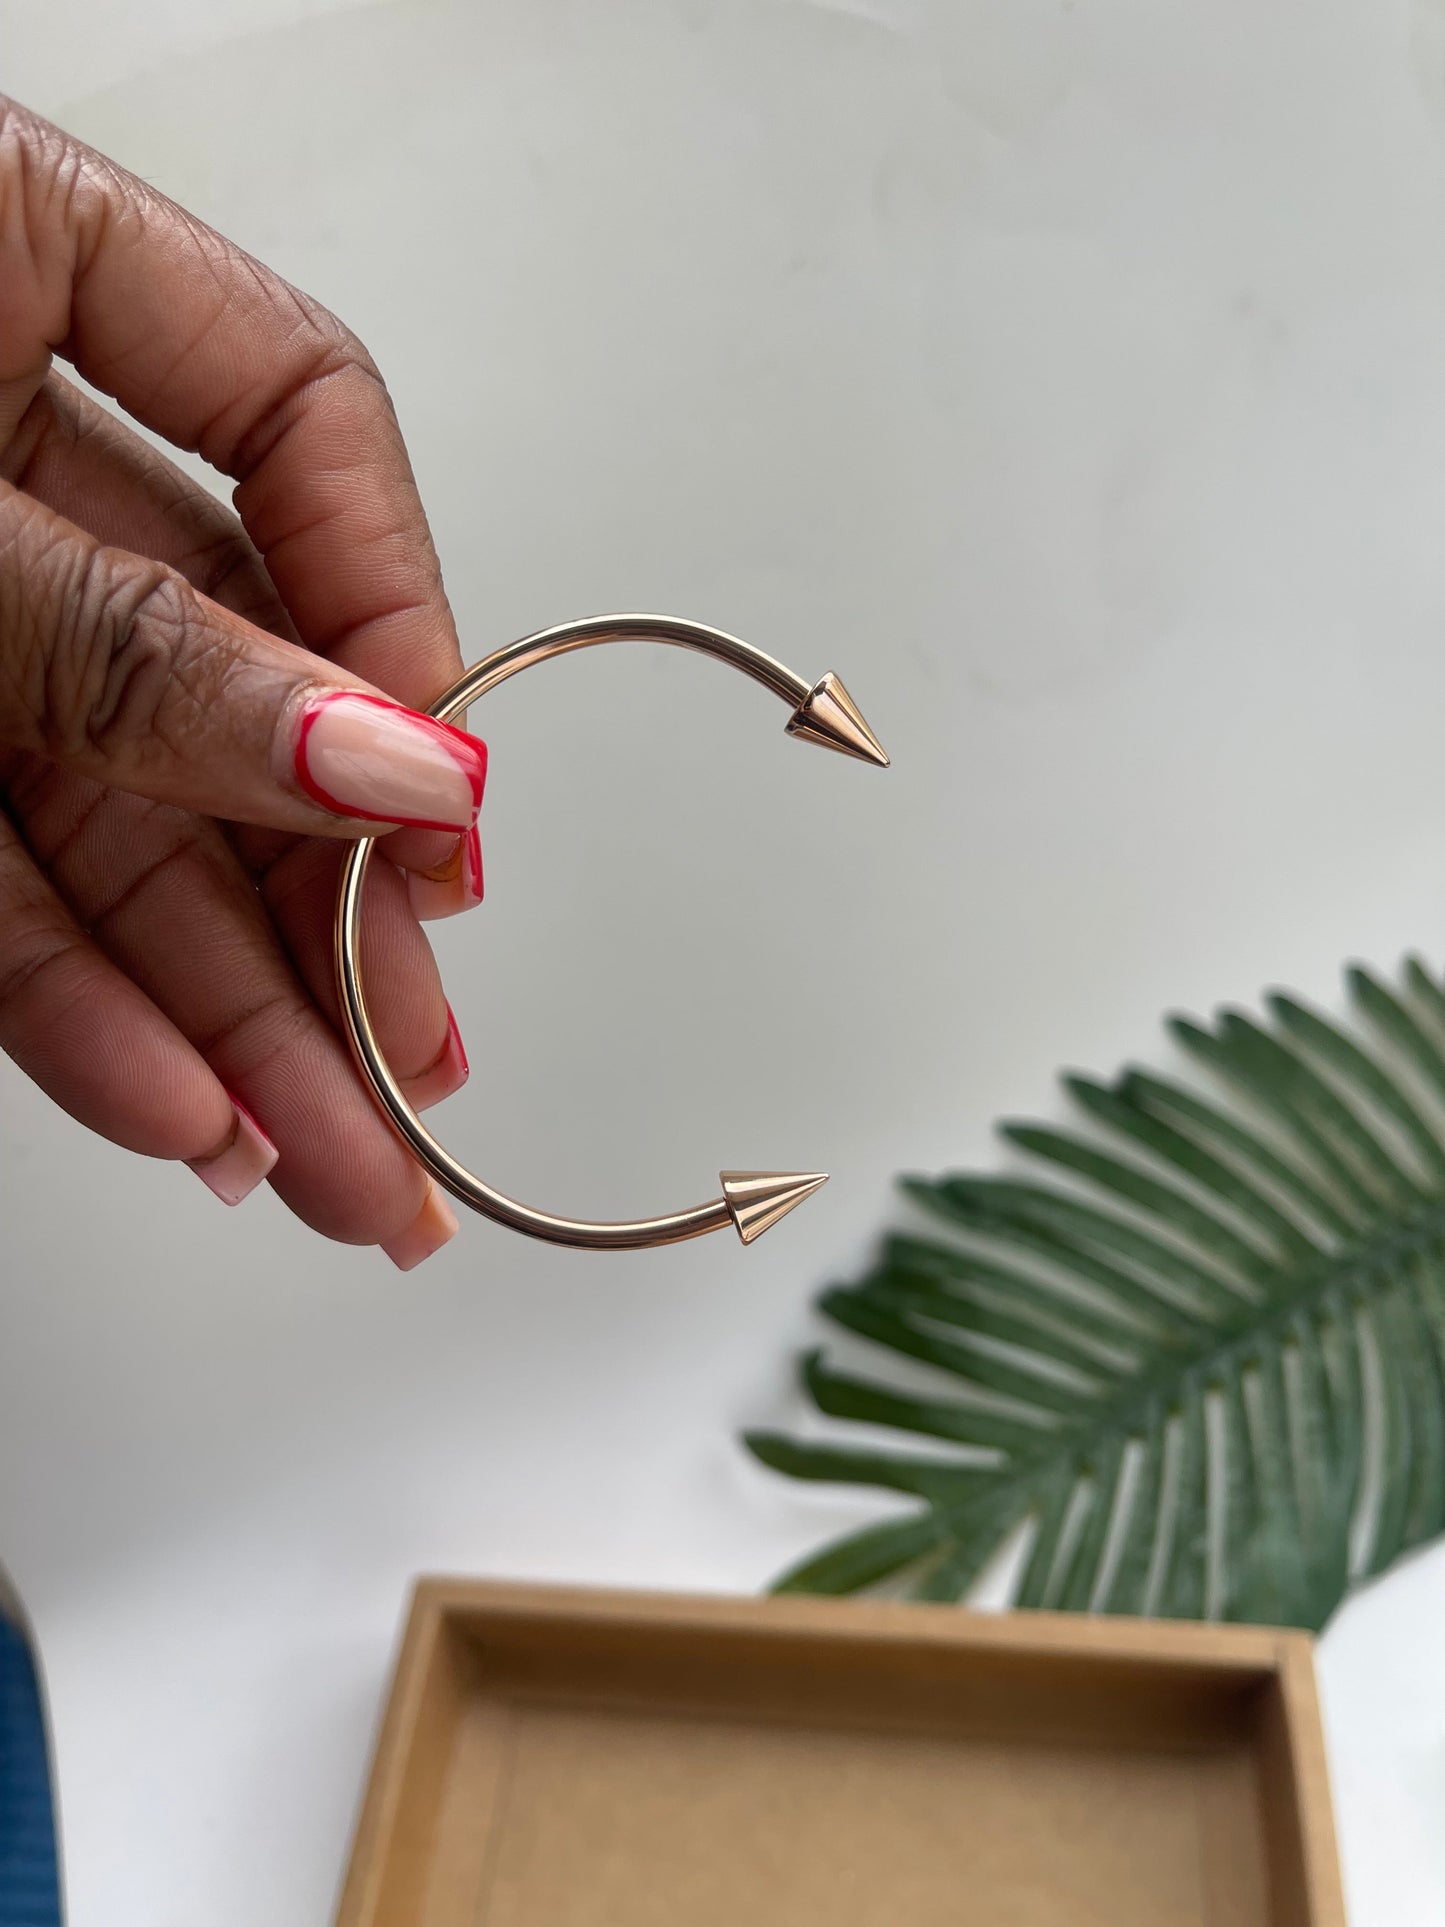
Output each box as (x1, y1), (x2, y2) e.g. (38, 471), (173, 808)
(2, 752), (460, 1250)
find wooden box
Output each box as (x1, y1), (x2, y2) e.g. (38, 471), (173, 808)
(335, 1580), (1346, 1927)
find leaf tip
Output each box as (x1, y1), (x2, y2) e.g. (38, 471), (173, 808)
(1345, 961), (1385, 1004)
(741, 1430), (787, 1469)
(1063, 1070), (1103, 1098)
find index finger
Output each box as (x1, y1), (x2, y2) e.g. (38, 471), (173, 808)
(0, 96), (462, 707)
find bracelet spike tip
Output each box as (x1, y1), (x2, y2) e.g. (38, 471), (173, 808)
(721, 1171), (830, 1244)
(786, 673), (890, 767)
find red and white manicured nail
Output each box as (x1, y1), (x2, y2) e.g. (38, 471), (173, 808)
(401, 1006), (469, 1112)
(291, 692), (487, 832)
(187, 1098), (279, 1206)
(381, 1179), (460, 1272)
(406, 825), (484, 922)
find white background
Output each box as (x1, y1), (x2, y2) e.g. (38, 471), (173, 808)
(4, 0), (1445, 1919)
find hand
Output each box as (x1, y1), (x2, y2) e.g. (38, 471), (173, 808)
(0, 98), (488, 1269)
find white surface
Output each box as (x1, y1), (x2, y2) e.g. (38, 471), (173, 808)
(3, 0), (1445, 1919)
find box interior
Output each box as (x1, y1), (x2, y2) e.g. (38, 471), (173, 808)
(358, 1601), (1321, 1927)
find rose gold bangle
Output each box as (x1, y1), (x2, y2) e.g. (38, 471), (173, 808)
(334, 614), (888, 1251)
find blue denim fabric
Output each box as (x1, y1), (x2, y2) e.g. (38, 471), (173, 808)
(0, 1613), (60, 1927)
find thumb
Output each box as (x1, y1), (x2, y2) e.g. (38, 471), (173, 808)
(0, 483), (486, 840)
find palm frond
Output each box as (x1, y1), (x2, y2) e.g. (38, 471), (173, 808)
(745, 955), (1445, 1629)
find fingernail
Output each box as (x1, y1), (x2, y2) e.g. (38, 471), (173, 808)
(401, 1006), (469, 1111)
(381, 1179), (460, 1271)
(292, 692), (487, 832)
(405, 826), (484, 922)
(187, 1098), (279, 1206)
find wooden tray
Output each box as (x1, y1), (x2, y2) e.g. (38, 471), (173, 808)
(336, 1581), (1346, 1927)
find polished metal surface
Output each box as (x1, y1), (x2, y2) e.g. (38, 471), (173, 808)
(335, 614), (887, 1250)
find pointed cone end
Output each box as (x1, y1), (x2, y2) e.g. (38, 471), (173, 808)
(785, 673), (890, 767)
(721, 1170), (829, 1245)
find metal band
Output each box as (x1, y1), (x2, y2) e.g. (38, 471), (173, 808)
(333, 613), (886, 1250)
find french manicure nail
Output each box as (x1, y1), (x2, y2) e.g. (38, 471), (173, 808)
(406, 825), (484, 922)
(381, 1179), (460, 1271)
(292, 692), (487, 832)
(402, 1006), (469, 1111)
(187, 1098), (279, 1206)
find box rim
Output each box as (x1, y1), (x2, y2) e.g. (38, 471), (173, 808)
(334, 1579), (1347, 1927)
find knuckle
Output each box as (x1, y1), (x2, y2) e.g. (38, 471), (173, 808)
(0, 497), (71, 741)
(291, 293), (381, 389)
(299, 316), (391, 412)
(42, 549), (202, 766)
(181, 525), (287, 632)
(305, 1137), (425, 1247)
(82, 804), (209, 936)
(192, 989), (317, 1099)
(0, 101), (85, 370)
(0, 99), (49, 218)
(0, 922), (82, 1023)
(228, 305), (395, 477)
(0, 839), (85, 1018)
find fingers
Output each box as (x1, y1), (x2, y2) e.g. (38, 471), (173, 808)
(4, 374), (485, 898)
(3, 376), (485, 891)
(0, 98), (464, 705)
(0, 102), (481, 1265)
(257, 836), (467, 1094)
(2, 372), (295, 643)
(2, 755), (465, 1250)
(0, 377), (477, 1254)
(0, 477), (487, 839)
(0, 803), (277, 1201)
(397, 824), (485, 922)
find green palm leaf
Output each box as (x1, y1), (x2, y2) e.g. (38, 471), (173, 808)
(745, 955), (1445, 1630)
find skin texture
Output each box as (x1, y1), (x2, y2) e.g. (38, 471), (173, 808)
(0, 97), (485, 1258)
